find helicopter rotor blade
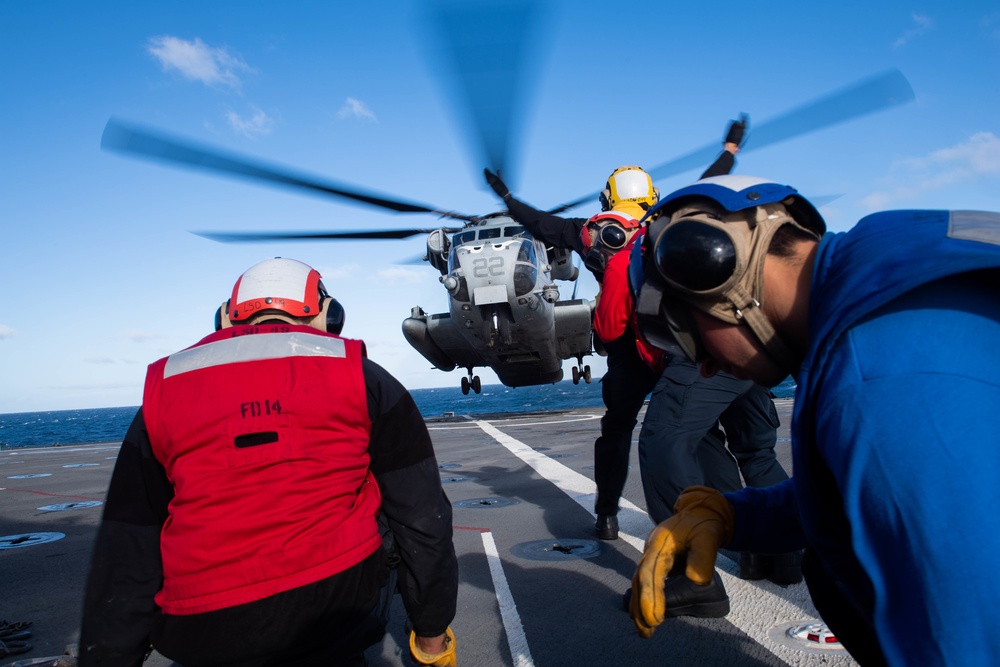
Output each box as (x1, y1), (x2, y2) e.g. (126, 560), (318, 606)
(547, 69), (915, 214)
(422, 0), (548, 189)
(101, 119), (477, 222)
(193, 227), (465, 243)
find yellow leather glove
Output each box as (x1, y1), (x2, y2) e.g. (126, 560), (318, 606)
(409, 626), (457, 667)
(630, 486), (735, 638)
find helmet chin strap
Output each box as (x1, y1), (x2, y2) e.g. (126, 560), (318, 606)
(724, 283), (800, 376)
(687, 205), (814, 377)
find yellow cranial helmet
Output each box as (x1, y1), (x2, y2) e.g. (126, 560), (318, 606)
(601, 166), (659, 212)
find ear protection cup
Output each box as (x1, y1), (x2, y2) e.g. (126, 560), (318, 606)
(600, 189), (611, 212)
(215, 300), (232, 331)
(323, 297), (345, 335)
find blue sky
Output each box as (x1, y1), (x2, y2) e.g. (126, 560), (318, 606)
(2, 1), (998, 413)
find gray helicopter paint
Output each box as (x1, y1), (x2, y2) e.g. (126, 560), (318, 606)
(404, 215), (595, 391)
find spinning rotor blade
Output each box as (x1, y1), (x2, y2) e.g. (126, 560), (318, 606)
(194, 227), (464, 243)
(423, 0), (547, 188)
(101, 119), (476, 222)
(548, 69), (915, 214)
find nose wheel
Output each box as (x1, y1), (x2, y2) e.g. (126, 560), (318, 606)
(461, 370), (482, 395)
(571, 361), (592, 385)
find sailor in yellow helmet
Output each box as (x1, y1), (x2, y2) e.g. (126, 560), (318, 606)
(482, 117), (745, 533)
(485, 115), (796, 620)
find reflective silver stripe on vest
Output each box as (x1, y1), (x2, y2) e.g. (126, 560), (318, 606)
(163, 333), (347, 379)
(950, 211), (1000, 247)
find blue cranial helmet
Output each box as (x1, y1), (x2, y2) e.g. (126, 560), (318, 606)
(643, 175), (825, 236)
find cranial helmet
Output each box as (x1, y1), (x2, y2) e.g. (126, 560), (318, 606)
(600, 166), (659, 212)
(632, 175), (825, 375)
(215, 257), (345, 334)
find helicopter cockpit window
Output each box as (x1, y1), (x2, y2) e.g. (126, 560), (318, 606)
(453, 230), (477, 247)
(516, 239), (537, 264)
(513, 239), (538, 297)
(479, 227), (502, 240)
(504, 226), (527, 238)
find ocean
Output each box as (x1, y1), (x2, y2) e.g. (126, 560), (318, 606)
(0, 377), (796, 450)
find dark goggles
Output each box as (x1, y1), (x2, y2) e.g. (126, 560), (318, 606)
(652, 219), (740, 296)
(597, 223), (629, 250)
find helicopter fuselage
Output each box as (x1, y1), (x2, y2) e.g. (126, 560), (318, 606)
(402, 213), (593, 390)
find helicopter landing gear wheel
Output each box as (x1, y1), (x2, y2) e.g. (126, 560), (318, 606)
(572, 366), (581, 385)
(461, 376), (471, 395)
(583, 365), (592, 383)
(472, 375), (481, 394)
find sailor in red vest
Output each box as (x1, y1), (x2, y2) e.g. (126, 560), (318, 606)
(80, 258), (459, 667)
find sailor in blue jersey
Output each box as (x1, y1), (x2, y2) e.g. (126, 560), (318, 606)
(626, 175), (1000, 666)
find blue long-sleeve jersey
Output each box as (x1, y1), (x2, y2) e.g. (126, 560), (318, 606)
(726, 210), (1000, 666)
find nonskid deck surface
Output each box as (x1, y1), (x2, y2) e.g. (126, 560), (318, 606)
(0, 399), (856, 666)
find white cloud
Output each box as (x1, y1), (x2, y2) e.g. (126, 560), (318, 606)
(226, 106), (274, 138)
(147, 36), (252, 90)
(337, 97), (377, 122)
(377, 266), (427, 284)
(86, 357), (118, 365)
(892, 14), (934, 49)
(0, 325), (14, 339)
(315, 263), (362, 281)
(124, 329), (161, 343)
(983, 12), (1000, 39)
(861, 132), (1000, 210)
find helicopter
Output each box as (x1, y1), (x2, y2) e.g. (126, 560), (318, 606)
(99, 2), (913, 395)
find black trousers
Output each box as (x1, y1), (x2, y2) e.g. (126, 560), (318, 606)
(638, 357), (785, 524)
(152, 549), (390, 667)
(593, 340), (661, 516)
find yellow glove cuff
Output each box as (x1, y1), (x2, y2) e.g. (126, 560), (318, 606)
(409, 626), (457, 667)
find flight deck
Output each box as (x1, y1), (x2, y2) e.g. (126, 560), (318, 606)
(0, 399), (856, 666)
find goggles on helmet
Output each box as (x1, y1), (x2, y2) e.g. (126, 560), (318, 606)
(597, 224), (629, 251)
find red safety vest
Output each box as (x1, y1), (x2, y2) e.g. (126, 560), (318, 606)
(593, 242), (668, 373)
(142, 323), (381, 615)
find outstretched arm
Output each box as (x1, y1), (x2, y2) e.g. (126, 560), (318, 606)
(700, 114), (748, 179)
(485, 168), (589, 254)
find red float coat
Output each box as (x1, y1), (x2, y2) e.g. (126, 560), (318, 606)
(593, 241), (668, 374)
(142, 323), (382, 615)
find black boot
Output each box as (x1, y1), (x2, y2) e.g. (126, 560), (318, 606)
(595, 514), (619, 540)
(768, 550), (804, 585)
(739, 552), (771, 580)
(661, 571), (730, 618)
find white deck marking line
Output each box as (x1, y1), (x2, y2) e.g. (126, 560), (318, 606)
(482, 529), (535, 667)
(427, 413), (600, 431)
(475, 420), (647, 551)
(476, 420), (845, 667)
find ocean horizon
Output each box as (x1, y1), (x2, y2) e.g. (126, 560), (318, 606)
(1, 377), (796, 450)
